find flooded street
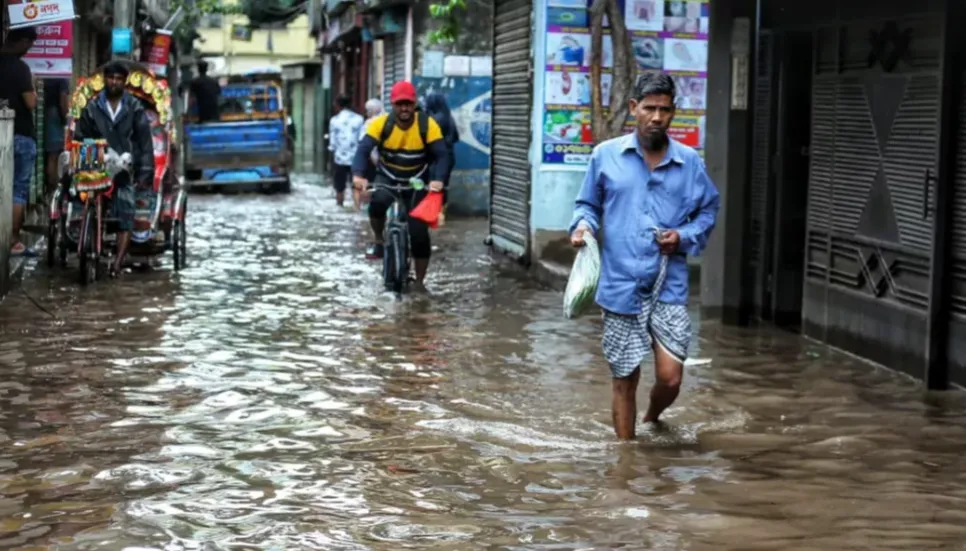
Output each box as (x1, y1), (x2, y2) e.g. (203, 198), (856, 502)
(3, 176), (966, 549)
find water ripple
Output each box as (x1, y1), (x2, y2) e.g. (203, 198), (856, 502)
(0, 177), (965, 548)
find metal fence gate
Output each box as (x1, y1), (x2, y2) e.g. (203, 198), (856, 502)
(487, 0), (533, 261)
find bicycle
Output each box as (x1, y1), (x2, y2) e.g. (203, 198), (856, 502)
(369, 178), (426, 295)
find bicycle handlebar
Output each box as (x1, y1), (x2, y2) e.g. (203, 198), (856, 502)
(365, 183), (422, 192)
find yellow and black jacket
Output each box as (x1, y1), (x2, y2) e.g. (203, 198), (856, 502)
(351, 111), (450, 182)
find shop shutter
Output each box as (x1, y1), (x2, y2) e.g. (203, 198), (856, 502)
(802, 16), (941, 374)
(382, 33), (405, 105)
(488, 0), (533, 261)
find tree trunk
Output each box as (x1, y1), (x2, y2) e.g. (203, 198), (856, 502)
(589, 0), (635, 142)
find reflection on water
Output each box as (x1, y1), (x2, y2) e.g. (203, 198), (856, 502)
(1, 176), (966, 549)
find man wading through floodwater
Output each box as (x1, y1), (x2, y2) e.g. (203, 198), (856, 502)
(570, 73), (720, 440)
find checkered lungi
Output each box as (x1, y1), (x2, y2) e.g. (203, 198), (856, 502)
(601, 255), (692, 379)
(109, 172), (137, 232)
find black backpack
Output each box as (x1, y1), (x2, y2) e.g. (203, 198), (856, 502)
(379, 111), (429, 149)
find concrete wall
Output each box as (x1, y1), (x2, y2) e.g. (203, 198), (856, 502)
(0, 108), (13, 298)
(528, 0), (583, 268)
(411, 0), (494, 216)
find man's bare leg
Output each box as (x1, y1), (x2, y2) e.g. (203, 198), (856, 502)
(643, 344), (683, 424)
(370, 216), (385, 245)
(352, 188), (362, 211)
(11, 204), (24, 246)
(612, 367), (641, 440)
(414, 258), (429, 284)
(113, 232), (131, 275)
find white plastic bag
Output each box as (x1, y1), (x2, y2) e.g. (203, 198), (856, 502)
(563, 233), (601, 319)
(104, 148), (132, 178)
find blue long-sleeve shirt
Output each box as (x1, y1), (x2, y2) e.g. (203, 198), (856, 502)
(570, 133), (720, 315)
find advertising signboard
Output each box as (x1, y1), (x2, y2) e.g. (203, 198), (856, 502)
(7, 0), (75, 29)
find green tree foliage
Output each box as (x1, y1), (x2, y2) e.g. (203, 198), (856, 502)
(426, 0), (466, 45)
(170, 0), (242, 41)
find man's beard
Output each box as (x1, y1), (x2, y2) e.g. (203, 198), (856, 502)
(107, 87), (123, 99)
(640, 127), (669, 151)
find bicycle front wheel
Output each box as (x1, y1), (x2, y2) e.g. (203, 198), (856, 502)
(78, 204), (98, 285)
(383, 234), (396, 292)
(385, 230), (408, 294)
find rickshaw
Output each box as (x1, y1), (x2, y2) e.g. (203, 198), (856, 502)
(48, 61), (189, 284)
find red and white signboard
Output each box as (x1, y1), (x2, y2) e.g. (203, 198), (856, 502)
(7, 0), (76, 29)
(24, 20), (73, 78)
(141, 30), (173, 77)
(668, 123), (701, 149)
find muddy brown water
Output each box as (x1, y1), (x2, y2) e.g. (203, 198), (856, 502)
(1, 176), (966, 550)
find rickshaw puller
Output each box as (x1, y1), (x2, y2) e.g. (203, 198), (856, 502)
(72, 61), (155, 278)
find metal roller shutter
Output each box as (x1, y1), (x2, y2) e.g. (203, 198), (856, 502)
(947, 68), (966, 382)
(383, 33), (405, 105)
(487, 0), (533, 261)
(952, 74), (966, 319)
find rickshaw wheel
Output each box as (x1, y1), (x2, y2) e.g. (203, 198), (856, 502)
(46, 220), (58, 268)
(58, 224), (68, 267)
(78, 207), (98, 285)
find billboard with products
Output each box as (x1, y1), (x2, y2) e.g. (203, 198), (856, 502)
(541, 0), (709, 165)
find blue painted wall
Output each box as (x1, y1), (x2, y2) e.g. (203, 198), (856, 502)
(413, 76), (492, 216)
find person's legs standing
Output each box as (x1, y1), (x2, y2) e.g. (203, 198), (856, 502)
(406, 189), (432, 286)
(612, 367), (641, 440)
(602, 306), (653, 441)
(111, 178), (136, 276)
(643, 303), (691, 423)
(366, 184), (394, 259)
(332, 164), (349, 207)
(45, 112), (65, 203)
(11, 135), (37, 255)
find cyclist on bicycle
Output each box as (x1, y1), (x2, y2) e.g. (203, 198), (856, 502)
(352, 81), (449, 289)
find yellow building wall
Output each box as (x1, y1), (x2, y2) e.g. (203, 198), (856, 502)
(194, 2), (317, 76)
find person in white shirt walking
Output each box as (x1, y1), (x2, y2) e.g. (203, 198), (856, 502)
(327, 95), (364, 208)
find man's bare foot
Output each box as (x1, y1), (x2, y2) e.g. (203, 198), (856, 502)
(641, 417), (669, 432)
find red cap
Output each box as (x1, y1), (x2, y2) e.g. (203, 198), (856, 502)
(390, 81), (417, 104)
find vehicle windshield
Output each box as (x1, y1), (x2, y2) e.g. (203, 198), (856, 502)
(218, 84), (282, 118)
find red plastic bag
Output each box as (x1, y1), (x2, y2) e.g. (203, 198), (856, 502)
(410, 191), (444, 229)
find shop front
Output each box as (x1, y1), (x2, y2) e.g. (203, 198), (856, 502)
(322, 4), (368, 113)
(701, 0), (966, 387)
(366, 5), (407, 106)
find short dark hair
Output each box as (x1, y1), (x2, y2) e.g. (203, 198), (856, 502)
(5, 27), (37, 44)
(198, 60), (209, 74)
(633, 72), (676, 102)
(103, 61), (129, 78)
(337, 95), (351, 108)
